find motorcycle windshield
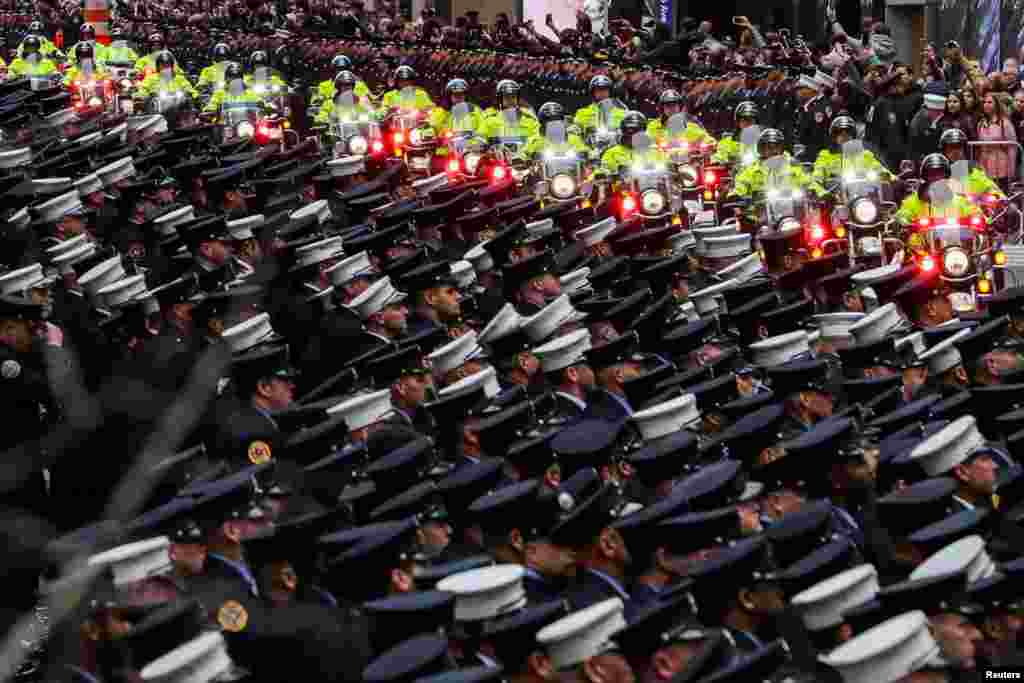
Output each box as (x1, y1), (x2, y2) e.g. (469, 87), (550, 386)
(951, 160), (971, 198)
(79, 59), (96, 79)
(249, 67), (278, 94)
(841, 141), (880, 199)
(543, 121), (578, 175)
(764, 155), (803, 221)
(739, 126), (762, 167)
(628, 132), (667, 190)
(400, 86), (418, 112)
(223, 102), (260, 126)
(665, 113), (690, 159)
(450, 103), (474, 135)
(151, 90), (188, 116)
(332, 92), (364, 121)
(928, 179), (958, 222)
(597, 98), (625, 130)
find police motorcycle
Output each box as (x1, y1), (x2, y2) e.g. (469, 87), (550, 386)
(823, 141), (901, 267)
(142, 74), (196, 131)
(531, 120), (592, 207)
(585, 98), (625, 160)
(662, 113), (719, 227)
(443, 103), (488, 178)
(486, 107), (533, 186)
(68, 59), (113, 118)
(385, 86), (437, 176)
(612, 133), (680, 224)
(318, 91), (384, 160)
(754, 156), (817, 263)
(721, 127), (764, 227)
(914, 168), (993, 312)
(248, 65), (298, 145)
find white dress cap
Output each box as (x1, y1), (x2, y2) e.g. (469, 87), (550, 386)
(428, 331), (485, 376)
(797, 74), (820, 91)
(73, 173), (104, 197)
(133, 115), (168, 138)
(907, 415), (986, 477)
(222, 312), (276, 353)
(849, 303), (901, 345)
(45, 108), (77, 128)
(97, 274), (147, 309)
(52, 242), (98, 269)
(715, 251), (763, 283)
(87, 536), (172, 586)
(226, 214), (264, 242)
(327, 155), (366, 178)
(140, 631), (233, 683)
(750, 330), (811, 367)
(791, 564), (879, 631)
(290, 199), (332, 226)
(917, 328), (971, 375)
(479, 303), (521, 345)
(0, 147), (31, 169)
(820, 611), (939, 683)
(79, 255), (126, 298)
(466, 241), (495, 274)
(692, 224), (741, 255)
(0, 263), (52, 295)
(327, 389), (394, 432)
(689, 278), (739, 316)
(346, 275), (407, 319)
(153, 205), (196, 236)
(526, 218), (556, 238)
(411, 172), (448, 195)
(536, 598), (627, 671)
(9, 207), (30, 228)
(105, 122), (128, 144)
(851, 263), (901, 287)
(35, 190), (84, 222)
(631, 393), (701, 441)
(668, 230), (696, 253)
(813, 312), (866, 341)
(95, 157), (136, 187)
(909, 534), (994, 584)
(575, 217), (617, 247)
(703, 233), (751, 259)
(326, 251), (374, 287)
(31, 177), (73, 195)
(292, 236), (343, 269)
(522, 294), (586, 343)
(895, 331), (926, 357)
(533, 329), (592, 373)
(559, 267), (592, 296)
(436, 564), (527, 622)
(450, 260), (476, 289)
(438, 365), (501, 400)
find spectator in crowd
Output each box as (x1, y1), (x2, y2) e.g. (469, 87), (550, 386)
(976, 91), (1018, 189)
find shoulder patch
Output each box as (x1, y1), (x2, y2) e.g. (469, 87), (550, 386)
(2, 359), (21, 379)
(247, 440), (272, 464)
(217, 600), (248, 632)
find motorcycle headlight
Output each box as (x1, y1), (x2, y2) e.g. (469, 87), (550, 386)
(465, 153), (481, 174)
(641, 189), (666, 214)
(236, 121), (255, 139)
(944, 247), (970, 277)
(349, 135), (368, 155)
(550, 174), (576, 199)
(679, 164), (697, 187)
(851, 197), (879, 224)
(409, 128), (423, 145)
(88, 96), (102, 107)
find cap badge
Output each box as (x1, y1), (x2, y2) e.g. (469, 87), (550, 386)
(247, 440), (272, 464)
(2, 360), (21, 379)
(217, 600), (248, 632)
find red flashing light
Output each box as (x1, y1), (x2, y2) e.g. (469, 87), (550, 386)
(447, 158), (460, 173)
(921, 256), (936, 272)
(622, 194), (637, 213)
(371, 140), (385, 154)
(703, 170), (717, 185)
(918, 217), (931, 228)
(492, 165), (507, 181)
(811, 225), (825, 241)
(393, 131), (404, 145)
(970, 215), (983, 227)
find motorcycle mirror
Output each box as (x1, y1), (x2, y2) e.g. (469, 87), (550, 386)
(546, 120), (567, 145)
